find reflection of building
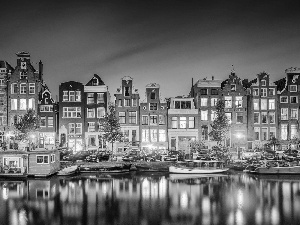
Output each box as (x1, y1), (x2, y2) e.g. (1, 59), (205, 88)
(167, 97), (198, 153)
(115, 76), (140, 155)
(140, 83), (168, 154)
(84, 74), (109, 152)
(58, 81), (84, 151)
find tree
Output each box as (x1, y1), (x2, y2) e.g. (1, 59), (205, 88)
(13, 109), (40, 149)
(266, 137), (281, 152)
(99, 105), (123, 159)
(209, 100), (231, 162)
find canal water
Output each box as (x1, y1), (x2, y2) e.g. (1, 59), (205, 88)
(0, 172), (300, 225)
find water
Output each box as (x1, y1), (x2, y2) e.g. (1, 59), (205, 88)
(1, 172), (300, 225)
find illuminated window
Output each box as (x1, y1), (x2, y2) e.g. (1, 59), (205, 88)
(172, 117), (177, 128)
(20, 83), (26, 94)
(118, 112), (125, 124)
(179, 117), (186, 128)
(281, 124), (288, 140)
(269, 99), (275, 110)
(69, 91), (75, 102)
(235, 96), (242, 108)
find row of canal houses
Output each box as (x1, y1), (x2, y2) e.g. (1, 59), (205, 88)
(1, 52), (300, 159)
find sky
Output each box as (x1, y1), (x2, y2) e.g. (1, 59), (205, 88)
(1, 0), (300, 100)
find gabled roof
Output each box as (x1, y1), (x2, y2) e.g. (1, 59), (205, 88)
(274, 77), (286, 92)
(0, 60), (13, 71)
(85, 74), (105, 86)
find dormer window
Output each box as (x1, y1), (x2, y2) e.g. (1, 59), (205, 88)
(261, 80), (266, 86)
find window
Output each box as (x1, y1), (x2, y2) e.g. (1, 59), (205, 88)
(201, 125), (208, 140)
(0, 79), (4, 86)
(254, 112), (260, 124)
(36, 155), (49, 164)
(122, 130), (129, 142)
(201, 110), (208, 121)
(40, 105), (53, 112)
(290, 85), (297, 92)
(180, 101), (191, 109)
(88, 135), (96, 146)
(261, 99), (267, 110)
(261, 88), (267, 97)
(211, 111), (216, 121)
(87, 93), (94, 104)
(150, 115), (158, 125)
(69, 123), (75, 134)
(51, 154), (56, 163)
(270, 127), (276, 139)
(225, 112), (232, 123)
(269, 99), (275, 110)
(236, 112), (243, 123)
(129, 111), (137, 124)
(40, 117), (46, 127)
(142, 115), (148, 125)
(11, 99), (17, 110)
(20, 71), (27, 79)
(254, 127), (260, 141)
(29, 83), (35, 94)
(97, 93), (105, 103)
(87, 108), (95, 118)
(201, 98), (208, 106)
(290, 96), (298, 104)
(75, 123), (82, 134)
(253, 88), (259, 96)
(172, 117), (177, 128)
(69, 91), (75, 102)
(20, 99), (26, 110)
(132, 99), (138, 107)
(179, 117), (186, 128)
(174, 101), (180, 109)
(118, 99), (122, 107)
(261, 112), (268, 124)
(150, 103), (157, 110)
(200, 89), (207, 95)
(150, 129), (157, 142)
(211, 98), (218, 107)
(235, 96), (243, 108)
(63, 91), (68, 101)
(189, 117), (195, 128)
(124, 87), (130, 96)
(291, 125), (298, 139)
(132, 130), (137, 145)
(253, 99), (259, 110)
(281, 108), (288, 120)
(159, 130), (166, 142)
(211, 89), (218, 95)
(262, 128), (268, 141)
(281, 124), (288, 140)
(231, 84), (236, 91)
(150, 92), (156, 99)
(88, 122), (95, 132)
(29, 98), (36, 110)
(268, 88), (275, 96)
(291, 108), (298, 119)
(224, 96), (232, 108)
(124, 99), (130, 107)
(142, 129), (149, 142)
(75, 91), (81, 102)
(269, 112), (275, 124)
(280, 96), (288, 103)
(97, 107), (105, 118)
(261, 80), (266, 86)
(63, 107), (81, 118)
(119, 112), (125, 124)
(20, 83), (26, 94)
(159, 115), (165, 125)
(48, 117), (53, 127)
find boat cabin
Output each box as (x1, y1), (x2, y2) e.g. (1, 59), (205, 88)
(186, 160), (225, 169)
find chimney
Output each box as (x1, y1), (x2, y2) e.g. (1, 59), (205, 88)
(39, 60), (43, 81)
(212, 76), (214, 80)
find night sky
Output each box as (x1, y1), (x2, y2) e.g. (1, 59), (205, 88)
(1, 0), (300, 100)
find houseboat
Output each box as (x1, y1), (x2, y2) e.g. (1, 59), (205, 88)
(169, 160), (229, 174)
(0, 149), (60, 178)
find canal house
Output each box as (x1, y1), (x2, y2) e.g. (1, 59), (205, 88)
(0, 149), (60, 177)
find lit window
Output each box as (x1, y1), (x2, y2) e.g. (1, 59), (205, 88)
(87, 108), (95, 118)
(69, 91), (75, 102)
(87, 93), (94, 104)
(172, 117), (177, 128)
(235, 96), (243, 108)
(69, 123), (75, 134)
(20, 99), (26, 110)
(75, 123), (82, 134)
(211, 111), (217, 121)
(63, 91), (68, 101)
(159, 115), (165, 125)
(63, 107), (81, 118)
(269, 99), (275, 110)
(142, 129), (149, 142)
(281, 124), (288, 140)
(48, 117), (53, 127)
(291, 125), (298, 139)
(75, 91), (81, 102)
(129, 111), (137, 124)
(291, 108), (298, 119)
(0, 79), (5, 86)
(261, 88), (267, 97)
(88, 122), (95, 132)
(179, 117), (186, 128)
(281, 108), (288, 120)
(159, 130), (166, 142)
(261, 99), (267, 110)
(269, 112), (275, 124)
(118, 112), (125, 124)
(142, 115), (148, 125)
(225, 112), (232, 123)
(211, 98), (218, 107)
(224, 96), (232, 108)
(97, 107), (105, 118)
(150, 129), (157, 142)
(97, 93), (105, 103)
(201, 98), (208, 106)
(189, 117), (195, 128)
(270, 127), (276, 139)
(124, 99), (130, 107)
(11, 99), (17, 110)
(253, 99), (259, 110)
(201, 110), (208, 121)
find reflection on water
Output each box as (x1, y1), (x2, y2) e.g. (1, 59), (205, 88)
(1, 172), (300, 225)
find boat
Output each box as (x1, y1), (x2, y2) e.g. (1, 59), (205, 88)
(169, 173), (228, 180)
(57, 165), (79, 176)
(79, 165), (130, 173)
(169, 160), (229, 174)
(253, 164), (300, 174)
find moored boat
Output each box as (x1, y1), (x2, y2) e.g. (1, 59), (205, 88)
(169, 160), (229, 174)
(57, 165), (79, 176)
(254, 165), (300, 174)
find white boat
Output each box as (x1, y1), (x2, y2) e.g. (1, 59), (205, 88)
(169, 173), (228, 180)
(57, 165), (79, 176)
(169, 160), (229, 174)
